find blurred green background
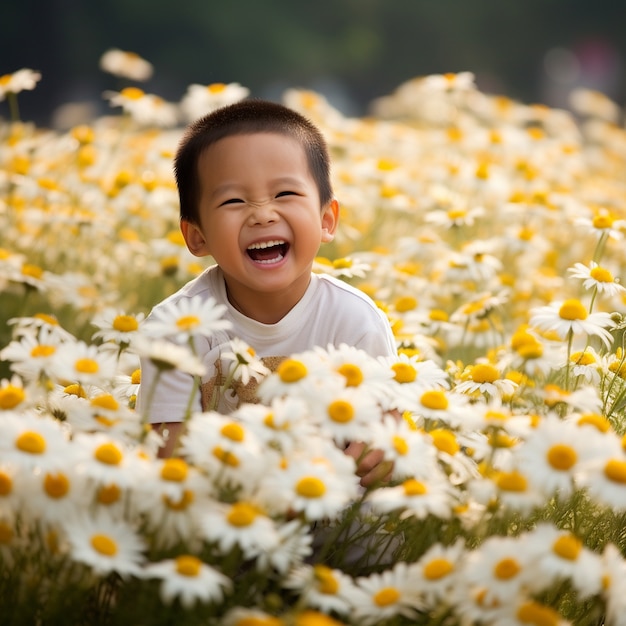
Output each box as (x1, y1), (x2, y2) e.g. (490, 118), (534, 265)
(3, 0), (625, 126)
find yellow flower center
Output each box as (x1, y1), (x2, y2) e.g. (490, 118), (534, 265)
(95, 443), (123, 465)
(112, 314), (139, 332)
(208, 82), (227, 93)
(392, 435), (409, 456)
(577, 413), (610, 432)
(161, 458), (188, 482)
(175, 554), (202, 577)
(395, 295), (418, 312)
(604, 458), (626, 484)
(570, 350), (596, 366)
(227, 502), (259, 527)
(420, 390), (449, 410)
(0, 385), (25, 409)
(44, 472), (70, 498)
(403, 478), (427, 496)
(429, 309), (449, 322)
(494, 557), (521, 580)
(516, 601), (560, 626)
(90, 394), (119, 411)
(337, 363), (363, 387)
(163, 489), (194, 511)
(314, 564), (339, 594)
(64, 383), (86, 398)
(553, 534), (582, 560)
(327, 400), (354, 423)
(558, 299), (587, 321)
(296, 476), (326, 498)
(496, 470), (528, 492)
(470, 363), (499, 383)
(120, 86), (145, 100)
(131, 369), (141, 385)
(16, 431), (46, 454)
(429, 429), (459, 455)
(546, 444), (577, 470)
(176, 315), (200, 331)
(21, 263), (43, 279)
(590, 265), (614, 283)
(277, 359), (308, 383)
(592, 212), (614, 230)
(31, 345), (56, 358)
(0, 472), (13, 496)
(423, 558), (454, 580)
(75, 358), (99, 374)
(391, 362), (417, 383)
(332, 257), (353, 269)
(0, 521), (13, 544)
(91, 534), (118, 556)
(97, 484), (122, 504)
(212, 447), (240, 467)
(221, 422), (245, 441)
(373, 587), (401, 606)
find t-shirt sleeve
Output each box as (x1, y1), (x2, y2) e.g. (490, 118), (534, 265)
(354, 315), (398, 358)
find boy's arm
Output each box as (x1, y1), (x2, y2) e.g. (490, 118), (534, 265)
(153, 422), (185, 458)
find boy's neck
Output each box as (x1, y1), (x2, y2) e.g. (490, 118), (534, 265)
(224, 276), (311, 325)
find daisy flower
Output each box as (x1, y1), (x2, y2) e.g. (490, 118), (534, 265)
(179, 82), (250, 122)
(0, 326), (65, 383)
(73, 432), (141, 488)
(490, 467), (546, 514)
(0, 374), (31, 411)
(99, 48), (153, 81)
(526, 523), (603, 599)
(21, 465), (89, 526)
(62, 511), (144, 578)
(0, 68), (41, 99)
(90, 308), (146, 347)
(367, 415), (440, 480)
(200, 500), (280, 560)
(455, 361), (518, 400)
(312, 255), (371, 279)
(410, 387), (478, 429)
(104, 88), (179, 127)
(284, 563), (356, 616)
(258, 441), (360, 522)
(0, 410), (72, 473)
(366, 471), (457, 520)
(143, 554), (231, 608)
(308, 384), (383, 446)
(601, 543), (626, 626)
(459, 535), (538, 606)
(530, 298), (616, 349)
(568, 261), (626, 299)
(50, 340), (118, 387)
(7, 313), (74, 342)
(575, 206), (626, 242)
(344, 561), (422, 626)
(141, 294), (230, 343)
(181, 411), (270, 493)
(409, 539), (465, 607)
(256, 351), (341, 404)
(255, 518), (313, 575)
(220, 337), (270, 386)
(516, 415), (601, 498)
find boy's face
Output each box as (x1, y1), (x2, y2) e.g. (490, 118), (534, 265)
(181, 132), (338, 313)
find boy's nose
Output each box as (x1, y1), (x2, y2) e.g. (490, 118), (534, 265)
(248, 201), (278, 225)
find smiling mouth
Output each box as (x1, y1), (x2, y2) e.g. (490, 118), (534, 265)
(246, 240), (290, 264)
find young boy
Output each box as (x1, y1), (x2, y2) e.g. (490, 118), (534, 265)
(137, 99), (397, 479)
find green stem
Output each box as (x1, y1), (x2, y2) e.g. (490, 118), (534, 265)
(7, 92), (20, 122)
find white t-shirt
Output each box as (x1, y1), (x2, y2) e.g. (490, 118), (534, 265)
(137, 265), (397, 423)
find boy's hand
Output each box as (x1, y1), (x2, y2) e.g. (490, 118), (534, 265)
(344, 441), (393, 488)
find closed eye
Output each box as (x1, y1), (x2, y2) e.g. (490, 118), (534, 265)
(219, 198), (245, 206)
(275, 191), (300, 198)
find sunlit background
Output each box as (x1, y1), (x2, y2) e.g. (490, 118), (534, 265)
(3, 0), (625, 127)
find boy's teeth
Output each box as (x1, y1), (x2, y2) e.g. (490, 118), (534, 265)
(247, 240), (285, 250)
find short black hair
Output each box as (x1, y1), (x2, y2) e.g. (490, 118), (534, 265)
(174, 99), (333, 224)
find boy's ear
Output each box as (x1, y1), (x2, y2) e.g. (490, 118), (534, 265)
(321, 198), (339, 243)
(180, 219), (210, 257)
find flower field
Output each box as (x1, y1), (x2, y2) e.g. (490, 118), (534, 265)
(2, 56), (626, 625)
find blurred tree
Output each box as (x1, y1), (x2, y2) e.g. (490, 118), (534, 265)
(1, 0), (624, 126)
